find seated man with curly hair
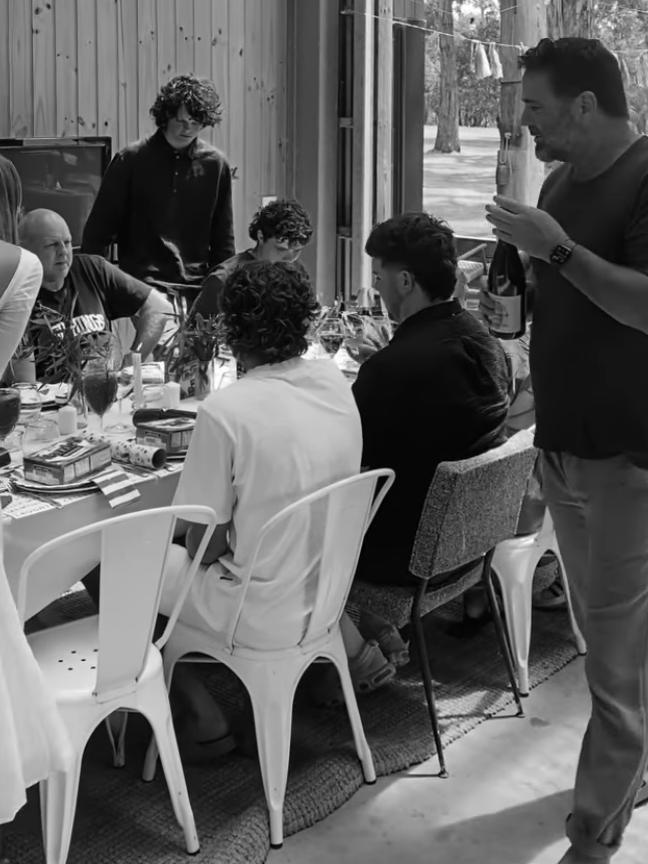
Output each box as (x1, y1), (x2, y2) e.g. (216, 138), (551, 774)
(157, 260), (380, 755)
(190, 197), (313, 319)
(81, 74), (234, 296)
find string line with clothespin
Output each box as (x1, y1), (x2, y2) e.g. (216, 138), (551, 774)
(339, 6), (648, 57)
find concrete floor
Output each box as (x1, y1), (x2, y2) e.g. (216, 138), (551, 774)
(271, 658), (648, 864)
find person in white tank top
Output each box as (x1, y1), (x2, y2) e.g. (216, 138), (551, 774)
(0, 156), (71, 852)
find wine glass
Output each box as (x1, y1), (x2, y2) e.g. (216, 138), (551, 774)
(317, 317), (345, 359)
(82, 358), (119, 434)
(0, 388), (21, 458)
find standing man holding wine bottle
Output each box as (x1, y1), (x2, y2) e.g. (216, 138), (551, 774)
(483, 38), (648, 864)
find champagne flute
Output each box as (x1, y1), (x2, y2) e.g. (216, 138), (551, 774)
(318, 317), (345, 359)
(82, 358), (119, 435)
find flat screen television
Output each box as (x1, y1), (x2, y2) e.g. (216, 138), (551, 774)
(0, 137), (112, 247)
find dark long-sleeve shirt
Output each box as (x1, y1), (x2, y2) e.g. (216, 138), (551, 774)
(81, 129), (235, 287)
(352, 301), (510, 583)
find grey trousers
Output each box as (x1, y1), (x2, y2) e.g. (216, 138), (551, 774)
(540, 451), (648, 859)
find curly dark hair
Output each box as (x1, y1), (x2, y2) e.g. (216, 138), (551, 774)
(365, 212), (457, 302)
(221, 260), (319, 364)
(520, 38), (628, 119)
(248, 198), (313, 244)
(150, 74), (223, 128)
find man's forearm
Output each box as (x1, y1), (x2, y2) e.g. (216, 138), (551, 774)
(558, 245), (648, 335)
(130, 311), (168, 359)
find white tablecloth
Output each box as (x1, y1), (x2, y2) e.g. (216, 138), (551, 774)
(2, 464), (181, 620)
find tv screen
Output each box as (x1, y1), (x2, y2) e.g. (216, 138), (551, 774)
(0, 137), (111, 247)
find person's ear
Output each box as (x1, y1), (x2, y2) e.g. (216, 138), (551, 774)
(256, 230), (265, 245)
(575, 91), (597, 120)
(399, 269), (416, 296)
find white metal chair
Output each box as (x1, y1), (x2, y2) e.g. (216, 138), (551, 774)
(142, 468), (395, 850)
(491, 507), (587, 695)
(18, 504), (218, 864)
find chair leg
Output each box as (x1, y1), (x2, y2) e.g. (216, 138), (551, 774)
(39, 758), (83, 864)
(330, 636), (376, 784)
(484, 567), (525, 718)
(411, 608), (448, 777)
(491, 550), (536, 696)
(554, 547), (587, 655)
(143, 680), (199, 855)
(105, 710), (129, 768)
(244, 666), (298, 849)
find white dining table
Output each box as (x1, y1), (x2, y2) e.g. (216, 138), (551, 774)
(0, 395), (200, 619)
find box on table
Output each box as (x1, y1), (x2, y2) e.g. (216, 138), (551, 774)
(135, 417), (195, 453)
(23, 436), (112, 486)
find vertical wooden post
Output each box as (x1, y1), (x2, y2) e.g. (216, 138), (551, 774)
(375, 0), (393, 223)
(288, 0), (339, 304)
(351, 0), (375, 302)
(497, 0), (546, 205)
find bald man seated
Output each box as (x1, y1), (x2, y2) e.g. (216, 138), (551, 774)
(13, 209), (172, 381)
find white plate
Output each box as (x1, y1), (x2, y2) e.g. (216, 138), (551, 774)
(10, 468), (101, 494)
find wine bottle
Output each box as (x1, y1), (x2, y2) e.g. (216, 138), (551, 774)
(487, 241), (527, 340)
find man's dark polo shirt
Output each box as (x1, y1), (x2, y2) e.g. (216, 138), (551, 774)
(531, 137), (648, 461)
(190, 249), (257, 319)
(81, 129), (235, 287)
(352, 301), (510, 583)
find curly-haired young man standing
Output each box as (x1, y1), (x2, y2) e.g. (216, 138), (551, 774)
(82, 74), (234, 296)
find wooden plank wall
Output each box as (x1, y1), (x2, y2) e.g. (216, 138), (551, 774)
(0, 0), (291, 247)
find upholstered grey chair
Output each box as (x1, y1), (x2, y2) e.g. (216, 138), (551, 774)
(349, 428), (537, 777)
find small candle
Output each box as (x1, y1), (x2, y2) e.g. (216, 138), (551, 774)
(57, 404), (77, 435)
(163, 381), (181, 409)
(132, 351), (144, 409)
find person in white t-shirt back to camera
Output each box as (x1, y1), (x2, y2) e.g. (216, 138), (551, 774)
(158, 259), (375, 758)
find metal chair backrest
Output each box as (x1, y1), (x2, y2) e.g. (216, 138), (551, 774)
(409, 428), (537, 581)
(17, 505), (217, 703)
(223, 469), (395, 651)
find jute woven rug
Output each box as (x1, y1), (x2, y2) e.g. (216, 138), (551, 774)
(7, 569), (578, 864)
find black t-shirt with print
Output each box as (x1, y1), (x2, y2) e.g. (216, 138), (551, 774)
(32, 253), (150, 378)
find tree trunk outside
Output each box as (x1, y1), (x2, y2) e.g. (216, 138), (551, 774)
(546, 0), (592, 39)
(434, 0), (460, 153)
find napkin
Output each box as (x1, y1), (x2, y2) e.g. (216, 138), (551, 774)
(90, 466), (141, 508)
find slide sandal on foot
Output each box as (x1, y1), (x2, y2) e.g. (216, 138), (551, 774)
(375, 625), (410, 668)
(350, 639), (396, 693)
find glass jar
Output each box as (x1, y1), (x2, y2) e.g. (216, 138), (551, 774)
(13, 382), (42, 427)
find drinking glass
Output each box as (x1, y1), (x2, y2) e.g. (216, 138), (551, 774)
(317, 317), (345, 359)
(14, 382), (42, 427)
(21, 416), (59, 456)
(0, 388), (21, 455)
(82, 358), (119, 434)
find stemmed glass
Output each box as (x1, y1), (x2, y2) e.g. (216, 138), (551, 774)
(82, 358), (119, 434)
(317, 317), (345, 359)
(0, 388), (21, 457)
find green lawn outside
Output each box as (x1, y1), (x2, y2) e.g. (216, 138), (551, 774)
(423, 125), (500, 239)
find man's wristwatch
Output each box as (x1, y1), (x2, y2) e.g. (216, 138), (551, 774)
(549, 239), (577, 269)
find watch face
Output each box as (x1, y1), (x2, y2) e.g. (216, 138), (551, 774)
(550, 243), (573, 265)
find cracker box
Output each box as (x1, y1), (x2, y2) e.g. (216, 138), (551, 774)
(23, 436), (112, 486)
(135, 417), (195, 453)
